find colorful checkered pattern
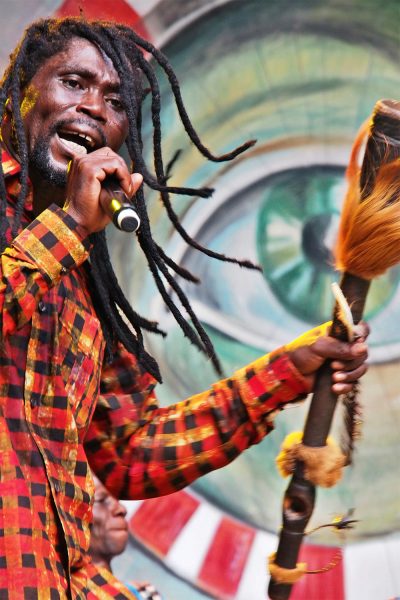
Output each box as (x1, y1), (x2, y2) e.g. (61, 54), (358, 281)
(85, 564), (140, 600)
(0, 150), (309, 598)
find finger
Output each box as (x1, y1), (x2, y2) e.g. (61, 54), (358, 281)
(130, 172), (143, 196)
(332, 380), (362, 395)
(332, 363), (368, 384)
(331, 352), (368, 372)
(70, 154), (126, 180)
(96, 160), (133, 196)
(313, 337), (368, 361)
(82, 149), (126, 168)
(74, 149), (131, 193)
(353, 321), (370, 340)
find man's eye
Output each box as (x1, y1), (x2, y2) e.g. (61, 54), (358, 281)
(106, 97), (123, 110)
(94, 496), (107, 504)
(61, 78), (82, 90)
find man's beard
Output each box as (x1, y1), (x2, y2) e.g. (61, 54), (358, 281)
(28, 124), (68, 188)
(27, 119), (107, 188)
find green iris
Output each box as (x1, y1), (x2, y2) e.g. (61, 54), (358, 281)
(257, 166), (400, 324)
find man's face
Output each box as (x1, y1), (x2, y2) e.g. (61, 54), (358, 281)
(20, 37), (129, 187)
(90, 477), (129, 561)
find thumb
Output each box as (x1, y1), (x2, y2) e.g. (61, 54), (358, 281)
(289, 345), (325, 377)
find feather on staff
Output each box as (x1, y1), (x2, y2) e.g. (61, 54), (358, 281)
(268, 98), (400, 600)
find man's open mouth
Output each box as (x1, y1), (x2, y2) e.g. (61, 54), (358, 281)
(57, 130), (97, 155)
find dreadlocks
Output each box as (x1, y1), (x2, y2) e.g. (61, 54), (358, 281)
(0, 17), (259, 381)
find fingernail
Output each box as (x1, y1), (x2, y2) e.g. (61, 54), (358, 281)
(334, 372), (345, 381)
(353, 342), (367, 354)
(333, 383), (346, 393)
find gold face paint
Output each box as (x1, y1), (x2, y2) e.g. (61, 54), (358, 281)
(20, 85), (40, 118)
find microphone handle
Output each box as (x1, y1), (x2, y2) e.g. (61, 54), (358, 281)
(101, 177), (141, 233)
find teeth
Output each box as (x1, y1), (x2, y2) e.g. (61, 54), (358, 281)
(61, 138), (88, 155)
(58, 131), (96, 153)
(77, 132), (95, 148)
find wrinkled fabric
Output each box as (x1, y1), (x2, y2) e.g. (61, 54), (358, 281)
(0, 149), (308, 598)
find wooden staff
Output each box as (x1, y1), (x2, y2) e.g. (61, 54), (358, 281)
(268, 99), (400, 600)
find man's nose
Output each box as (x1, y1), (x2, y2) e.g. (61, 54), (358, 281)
(111, 497), (127, 517)
(76, 89), (107, 122)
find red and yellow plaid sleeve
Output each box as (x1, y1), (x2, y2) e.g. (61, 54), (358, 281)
(85, 346), (309, 500)
(0, 204), (91, 335)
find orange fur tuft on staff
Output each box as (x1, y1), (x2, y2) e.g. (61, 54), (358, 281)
(268, 98), (400, 600)
(336, 108), (400, 280)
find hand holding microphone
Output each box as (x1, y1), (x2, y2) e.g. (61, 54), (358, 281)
(101, 176), (141, 233)
(64, 150), (143, 234)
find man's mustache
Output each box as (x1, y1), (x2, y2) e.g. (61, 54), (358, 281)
(48, 117), (108, 149)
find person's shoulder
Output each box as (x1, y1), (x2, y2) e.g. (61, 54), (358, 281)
(101, 343), (157, 395)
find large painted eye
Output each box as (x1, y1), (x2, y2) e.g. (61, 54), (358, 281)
(147, 156), (400, 376)
(107, 1), (400, 597)
(257, 165), (400, 325)
(109, 1), (400, 532)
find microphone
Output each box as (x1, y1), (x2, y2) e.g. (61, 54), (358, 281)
(101, 176), (141, 233)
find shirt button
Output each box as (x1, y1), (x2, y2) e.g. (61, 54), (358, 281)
(38, 301), (47, 313)
(30, 395), (39, 408)
(60, 267), (67, 274)
(54, 481), (61, 494)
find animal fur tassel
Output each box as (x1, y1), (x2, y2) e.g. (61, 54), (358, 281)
(268, 98), (400, 600)
(336, 128), (400, 280)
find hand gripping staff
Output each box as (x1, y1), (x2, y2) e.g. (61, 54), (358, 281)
(268, 99), (400, 600)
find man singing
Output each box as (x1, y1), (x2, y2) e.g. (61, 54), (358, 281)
(0, 17), (368, 599)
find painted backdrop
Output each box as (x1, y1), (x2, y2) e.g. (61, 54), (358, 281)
(109, 2), (400, 599)
(1, 1), (399, 599)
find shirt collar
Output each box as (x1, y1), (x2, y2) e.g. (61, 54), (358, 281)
(1, 146), (33, 216)
(1, 147), (21, 177)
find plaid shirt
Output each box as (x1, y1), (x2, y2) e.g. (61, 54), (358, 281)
(0, 149), (309, 599)
(85, 564), (140, 600)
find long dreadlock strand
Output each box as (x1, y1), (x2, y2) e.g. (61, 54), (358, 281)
(105, 29), (244, 285)
(0, 81), (14, 246)
(109, 26), (250, 371)
(89, 235), (161, 380)
(107, 32), (215, 199)
(0, 17), (258, 379)
(114, 46), (215, 355)
(74, 23), (209, 369)
(135, 87), (151, 153)
(92, 230), (165, 335)
(92, 31), (205, 328)
(123, 28), (257, 163)
(133, 44), (261, 272)
(45, 21), (166, 374)
(104, 35), (216, 299)
(156, 150), (203, 283)
(165, 149), (182, 181)
(134, 189), (206, 350)
(135, 187), (222, 374)
(0, 25), (36, 249)
(151, 249), (223, 374)
(0, 95), (9, 251)
(154, 243), (200, 283)
(8, 37), (32, 239)
(152, 150), (200, 284)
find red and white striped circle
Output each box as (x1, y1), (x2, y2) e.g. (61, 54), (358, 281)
(124, 489), (400, 599)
